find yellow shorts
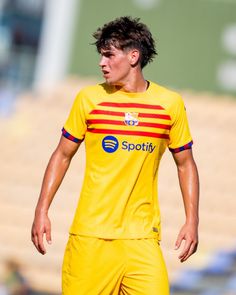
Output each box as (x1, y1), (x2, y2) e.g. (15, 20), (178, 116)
(62, 235), (169, 295)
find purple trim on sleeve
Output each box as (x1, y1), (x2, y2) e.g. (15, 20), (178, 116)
(62, 128), (80, 143)
(169, 140), (193, 153)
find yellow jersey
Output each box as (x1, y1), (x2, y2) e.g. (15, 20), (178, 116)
(62, 81), (192, 239)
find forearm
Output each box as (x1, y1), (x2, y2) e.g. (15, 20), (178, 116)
(177, 157), (199, 225)
(35, 149), (71, 215)
(173, 150), (199, 261)
(32, 136), (79, 254)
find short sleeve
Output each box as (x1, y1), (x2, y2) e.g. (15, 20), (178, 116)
(168, 95), (193, 153)
(62, 91), (87, 142)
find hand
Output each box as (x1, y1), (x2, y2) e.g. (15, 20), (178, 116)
(175, 222), (198, 263)
(31, 211), (52, 255)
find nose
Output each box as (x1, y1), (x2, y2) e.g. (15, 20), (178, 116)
(99, 55), (107, 68)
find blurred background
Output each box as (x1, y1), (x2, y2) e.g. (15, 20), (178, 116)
(0, 0), (236, 294)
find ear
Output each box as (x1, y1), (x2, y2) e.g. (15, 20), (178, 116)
(128, 49), (140, 66)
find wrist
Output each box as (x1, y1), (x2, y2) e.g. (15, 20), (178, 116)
(185, 217), (199, 226)
(35, 206), (49, 216)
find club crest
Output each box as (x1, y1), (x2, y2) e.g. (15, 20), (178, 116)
(124, 112), (139, 126)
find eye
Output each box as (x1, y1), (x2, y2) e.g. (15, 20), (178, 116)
(102, 52), (113, 58)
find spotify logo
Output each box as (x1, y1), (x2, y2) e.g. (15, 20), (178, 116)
(102, 136), (119, 153)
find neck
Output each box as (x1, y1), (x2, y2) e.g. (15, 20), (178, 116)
(115, 73), (148, 93)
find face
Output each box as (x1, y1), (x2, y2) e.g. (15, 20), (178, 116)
(99, 46), (134, 86)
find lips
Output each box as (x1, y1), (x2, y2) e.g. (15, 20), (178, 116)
(102, 70), (110, 78)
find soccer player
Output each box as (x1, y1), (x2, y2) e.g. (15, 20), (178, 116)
(31, 16), (199, 295)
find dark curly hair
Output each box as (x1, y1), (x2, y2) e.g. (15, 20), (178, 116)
(93, 16), (157, 68)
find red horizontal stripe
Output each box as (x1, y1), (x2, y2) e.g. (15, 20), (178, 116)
(99, 102), (164, 110)
(140, 113), (171, 120)
(139, 121), (171, 130)
(90, 109), (124, 116)
(88, 119), (123, 126)
(87, 128), (169, 139)
(87, 119), (171, 130)
(89, 109), (171, 121)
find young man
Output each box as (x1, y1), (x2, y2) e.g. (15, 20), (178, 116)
(31, 16), (199, 295)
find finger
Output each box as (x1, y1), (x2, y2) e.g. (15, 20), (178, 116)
(32, 232), (39, 250)
(37, 232), (46, 255)
(32, 231), (47, 255)
(178, 239), (192, 261)
(32, 233), (43, 255)
(181, 242), (198, 262)
(46, 227), (52, 245)
(31, 227), (39, 248)
(175, 233), (184, 250)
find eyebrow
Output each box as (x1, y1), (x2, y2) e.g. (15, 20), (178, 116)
(100, 49), (115, 56)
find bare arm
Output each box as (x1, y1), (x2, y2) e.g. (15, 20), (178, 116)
(31, 135), (81, 254)
(172, 148), (199, 262)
